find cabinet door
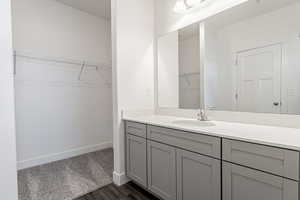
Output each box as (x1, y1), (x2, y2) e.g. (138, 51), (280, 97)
(148, 141), (176, 200)
(126, 134), (147, 188)
(223, 162), (298, 200)
(177, 149), (221, 200)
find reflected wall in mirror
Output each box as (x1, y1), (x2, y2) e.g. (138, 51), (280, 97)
(157, 23), (201, 109)
(204, 0), (300, 114)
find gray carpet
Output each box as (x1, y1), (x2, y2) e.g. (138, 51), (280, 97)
(18, 148), (113, 200)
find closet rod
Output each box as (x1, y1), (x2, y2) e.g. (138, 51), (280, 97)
(14, 52), (101, 69)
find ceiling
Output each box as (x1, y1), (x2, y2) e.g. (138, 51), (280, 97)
(55, 0), (111, 19)
(206, 0), (299, 30)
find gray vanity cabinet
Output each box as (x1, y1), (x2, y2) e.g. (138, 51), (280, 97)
(126, 134), (147, 188)
(222, 162), (299, 200)
(177, 149), (221, 200)
(125, 121), (300, 200)
(147, 140), (176, 200)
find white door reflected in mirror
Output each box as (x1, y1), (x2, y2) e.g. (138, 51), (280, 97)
(236, 44), (281, 114)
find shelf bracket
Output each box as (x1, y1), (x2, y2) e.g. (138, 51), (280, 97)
(78, 61), (86, 81)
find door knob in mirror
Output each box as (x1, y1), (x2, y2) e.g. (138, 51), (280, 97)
(273, 102), (280, 106)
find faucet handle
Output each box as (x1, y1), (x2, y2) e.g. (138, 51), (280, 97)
(197, 110), (202, 121)
(200, 109), (205, 115)
(198, 109), (208, 121)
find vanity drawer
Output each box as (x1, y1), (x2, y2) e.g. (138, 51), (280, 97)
(223, 139), (299, 180)
(126, 121), (147, 138)
(147, 125), (221, 159)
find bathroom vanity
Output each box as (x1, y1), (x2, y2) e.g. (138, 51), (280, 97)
(128, 1), (300, 199)
(124, 116), (300, 200)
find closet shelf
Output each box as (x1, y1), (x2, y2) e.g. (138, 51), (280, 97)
(13, 51), (112, 70)
(13, 51), (112, 88)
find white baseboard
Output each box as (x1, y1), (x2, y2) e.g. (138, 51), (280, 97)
(17, 141), (113, 170)
(113, 171), (130, 186)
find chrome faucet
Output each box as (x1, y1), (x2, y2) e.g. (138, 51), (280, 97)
(197, 109), (208, 121)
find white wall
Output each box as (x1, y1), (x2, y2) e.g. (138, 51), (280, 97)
(12, 0), (113, 169)
(158, 31), (179, 108)
(12, 0), (111, 62)
(206, 2), (300, 113)
(205, 27), (233, 110)
(0, 0), (18, 199)
(112, 0), (154, 185)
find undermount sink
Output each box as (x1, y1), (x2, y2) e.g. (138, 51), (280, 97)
(172, 119), (216, 127)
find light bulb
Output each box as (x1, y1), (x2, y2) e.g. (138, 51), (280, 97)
(173, 0), (188, 14)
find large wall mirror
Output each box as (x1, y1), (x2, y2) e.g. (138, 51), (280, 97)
(157, 0), (300, 115)
(204, 0), (300, 114)
(157, 23), (201, 109)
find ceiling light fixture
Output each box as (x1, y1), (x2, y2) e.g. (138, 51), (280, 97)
(173, 0), (190, 14)
(173, 0), (209, 14)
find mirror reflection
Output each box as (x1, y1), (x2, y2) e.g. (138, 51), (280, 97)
(157, 0), (300, 115)
(204, 0), (300, 114)
(157, 23), (201, 109)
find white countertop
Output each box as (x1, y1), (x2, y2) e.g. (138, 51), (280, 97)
(123, 114), (300, 151)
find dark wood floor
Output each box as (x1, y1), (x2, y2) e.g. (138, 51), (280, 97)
(75, 182), (160, 200)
